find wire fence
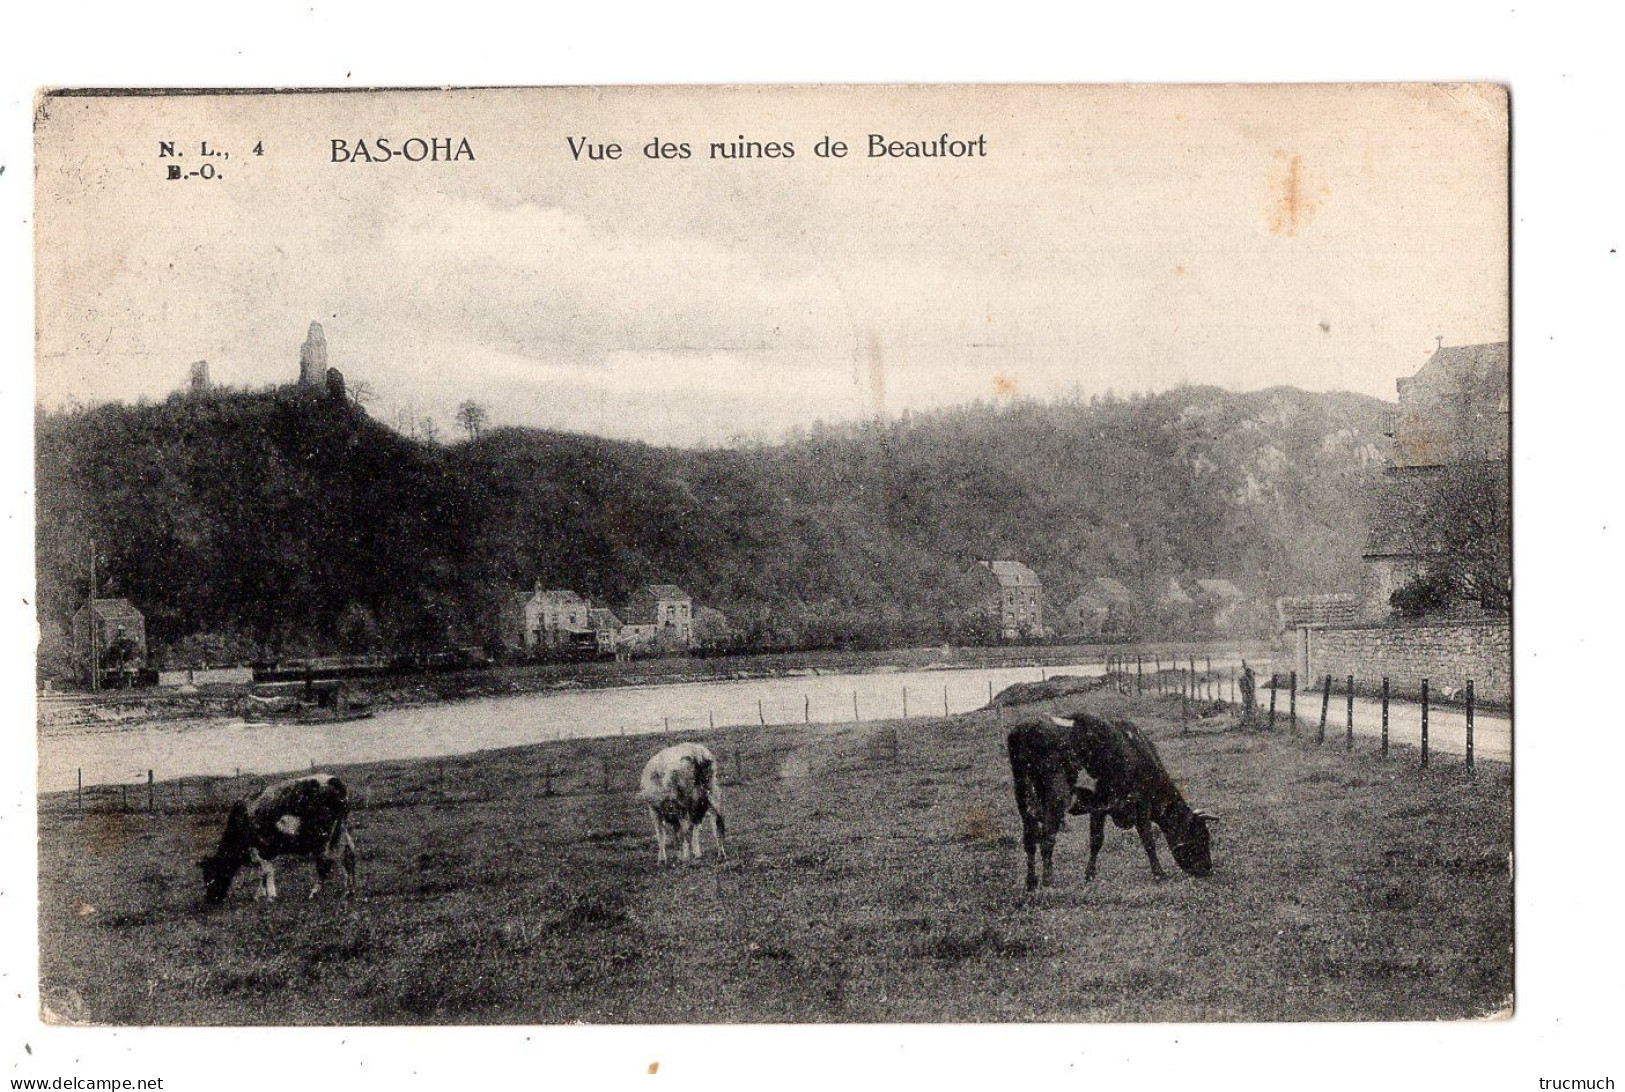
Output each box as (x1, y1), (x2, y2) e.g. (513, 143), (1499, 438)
(48, 647), (1502, 820)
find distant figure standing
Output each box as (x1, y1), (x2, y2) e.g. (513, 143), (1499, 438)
(1239, 662), (1257, 727)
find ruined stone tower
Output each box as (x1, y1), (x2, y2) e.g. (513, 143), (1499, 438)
(188, 360), (210, 392)
(298, 322), (329, 387)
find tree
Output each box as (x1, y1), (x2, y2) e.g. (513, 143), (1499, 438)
(1410, 461), (1511, 612)
(455, 401), (489, 441)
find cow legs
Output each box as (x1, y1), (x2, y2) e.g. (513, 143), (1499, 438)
(312, 851), (333, 899)
(1136, 819), (1167, 879)
(650, 807), (668, 864)
(1021, 826), (1040, 891)
(708, 806), (727, 859)
(689, 816), (703, 860)
(678, 818), (694, 861)
(249, 849), (277, 900)
(1085, 812), (1106, 880)
(1039, 836), (1057, 887)
(340, 831), (358, 897)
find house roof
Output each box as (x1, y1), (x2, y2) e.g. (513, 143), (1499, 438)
(1076, 577), (1134, 604)
(979, 560), (1041, 588)
(1277, 594), (1361, 627)
(587, 607), (622, 629)
(643, 584), (690, 600)
(1159, 579), (1192, 604)
(1393, 341), (1509, 467)
(536, 588), (588, 605)
(1194, 578), (1244, 600)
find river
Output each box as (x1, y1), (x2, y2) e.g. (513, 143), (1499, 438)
(38, 660), (1107, 792)
(38, 656), (1508, 793)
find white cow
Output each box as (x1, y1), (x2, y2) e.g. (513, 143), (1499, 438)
(638, 742), (727, 863)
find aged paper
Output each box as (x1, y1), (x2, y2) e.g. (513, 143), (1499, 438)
(33, 85), (1509, 1026)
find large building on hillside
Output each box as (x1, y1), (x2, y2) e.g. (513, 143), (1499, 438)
(973, 560), (1045, 640)
(1362, 339), (1509, 618)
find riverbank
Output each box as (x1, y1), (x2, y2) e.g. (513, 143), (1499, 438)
(38, 640), (1268, 733)
(38, 685), (1510, 1024)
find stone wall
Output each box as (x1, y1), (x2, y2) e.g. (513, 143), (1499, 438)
(1289, 618), (1511, 705)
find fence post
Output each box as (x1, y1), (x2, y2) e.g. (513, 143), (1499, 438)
(805, 694), (810, 723)
(902, 686), (909, 719)
(758, 699), (765, 726)
(121, 784), (129, 812)
(1205, 656), (1213, 700)
(1318, 675), (1330, 745)
(544, 760), (553, 797)
(1268, 678), (1277, 730)
(1345, 675), (1355, 751)
(1466, 679), (1475, 772)
(1288, 671), (1298, 733)
(1381, 677), (1390, 757)
(1136, 655), (1143, 695)
(665, 716), (670, 732)
(1421, 678), (1430, 769)
(989, 679), (994, 705)
(710, 710), (715, 730)
(147, 769), (154, 813)
(76, 768), (82, 812)
(944, 685), (949, 716)
(853, 691), (860, 722)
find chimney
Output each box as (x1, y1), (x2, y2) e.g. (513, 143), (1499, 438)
(1434, 335), (1444, 353)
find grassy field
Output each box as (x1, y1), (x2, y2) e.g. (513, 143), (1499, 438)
(37, 686), (1511, 1024)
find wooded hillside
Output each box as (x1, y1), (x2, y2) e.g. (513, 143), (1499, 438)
(35, 383), (1392, 665)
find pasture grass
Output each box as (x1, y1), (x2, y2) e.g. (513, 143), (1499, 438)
(37, 689), (1511, 1024)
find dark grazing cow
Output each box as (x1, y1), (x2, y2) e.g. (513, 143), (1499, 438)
(1007, 713), (1217, 890)
(639, 742), (727, 863)
(198, 773), (358, 903)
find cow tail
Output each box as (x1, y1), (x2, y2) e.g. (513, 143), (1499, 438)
(1007, 730), (1033, 816)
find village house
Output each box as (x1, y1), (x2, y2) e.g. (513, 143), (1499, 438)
(1065, 576), (1136, 637)
(586, 606), (623, 655)
(619, 584), (694, 652)
(1192, 578), (1247, 633)
(1362, 339), (1509, 618)
(973, 560), (1045, 640)
(71, 597), (147, 684)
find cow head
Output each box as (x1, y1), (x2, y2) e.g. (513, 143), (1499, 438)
(197, 852), (240, 903)
(1165, 806), (1218, 876)
(198, 801), (252, 903)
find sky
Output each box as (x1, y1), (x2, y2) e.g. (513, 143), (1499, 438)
(34, 85), (1508, 446)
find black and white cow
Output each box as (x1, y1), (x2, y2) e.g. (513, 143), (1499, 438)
(1007, 713), (1217, 890)
(638, 743), (726, 863)
(198, 773), (358, 903)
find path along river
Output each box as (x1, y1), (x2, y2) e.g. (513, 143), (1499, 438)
(37, 658), (1507, 793)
